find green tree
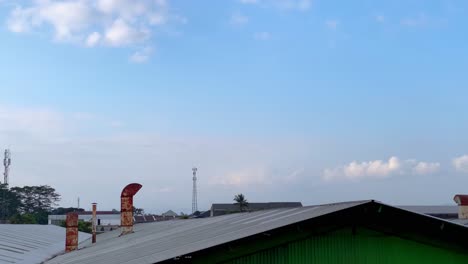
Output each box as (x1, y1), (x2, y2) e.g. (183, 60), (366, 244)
(11, 185), (60, 214)
(51, 207), (84, 215)
(10, 185), (61, 224)
(233, 194), (249, 212)
(0, 184), (21, 220)
(10, 213), (37, 224)
(133, 206), (144, 216)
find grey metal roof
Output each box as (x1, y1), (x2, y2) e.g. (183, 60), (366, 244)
(211, 202), (302, 211)
(45, 200), (368, 264)
(0, 224), (91, 264)
(398, 205), (458, 216)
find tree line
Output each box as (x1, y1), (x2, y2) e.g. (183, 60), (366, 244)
(0, 184), (61, 224)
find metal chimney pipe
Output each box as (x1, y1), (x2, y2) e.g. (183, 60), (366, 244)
(454, 194), (468, 219)
(120, 183), (142, 236)
(65, 212), (79, 252)
(92, 203), (97, 243)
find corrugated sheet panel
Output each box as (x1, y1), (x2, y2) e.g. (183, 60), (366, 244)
(45, 201), (370, 264)
(0, 224), (91, 264)
(222, 228), (468, 264)
(398, 205), (458, 215)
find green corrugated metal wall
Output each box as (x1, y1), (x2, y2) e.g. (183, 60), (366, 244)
(220, 228), (468, 264)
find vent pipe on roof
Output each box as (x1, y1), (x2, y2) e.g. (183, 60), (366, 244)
(92, 203), (97, 243)
(65, 212), (79, 252)
(120, 183), (142, 236)
(453, 194), (468, 219)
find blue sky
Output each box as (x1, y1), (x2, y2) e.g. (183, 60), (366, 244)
(0, 0), (468, 213)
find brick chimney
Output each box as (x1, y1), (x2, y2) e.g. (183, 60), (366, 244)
(453, 194), (468, 219)
(65, 212), (79, 252)
(120, 183), (142, 236)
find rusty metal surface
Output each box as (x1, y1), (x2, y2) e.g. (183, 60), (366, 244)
(120, 183), (142, 235)
(65, 212), (79, 252)
(458, 206), (468, 219)
(454, 194), (468, 206)
(121, 183), (142, 197)
(92, 203), (97, 243)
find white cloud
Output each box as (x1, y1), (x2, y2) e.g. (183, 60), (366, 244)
(86, 32), (101, 47)
(454, 155), (468, 173)
(323, 157), (441, 182)
(6, 6), (36, 33)
(254, 31), (271, 40)
(105, 18), (149, 46)
(5, 0), (182, 60)
(325, 19), (339, 30)
(230, 13), (249, 26)
(412, 161), (440, 175)
(129, 46), (153, 63)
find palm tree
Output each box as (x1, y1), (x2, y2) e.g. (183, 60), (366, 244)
(233, 194), (249, 212)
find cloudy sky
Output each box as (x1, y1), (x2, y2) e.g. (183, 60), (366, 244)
(0, 0), (467, 214)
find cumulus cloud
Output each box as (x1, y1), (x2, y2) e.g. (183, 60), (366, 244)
(412, 161), (440, 175)
(86, 32), (101, 47)
(5, 0), (182, 60)
(323, 157), (440, 182)
(453, 155), (468, 173)
(104, 18), (149, 46)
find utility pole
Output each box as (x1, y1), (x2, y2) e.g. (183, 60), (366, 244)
(192, 167), (198, 214)
(3, 149), (11, 186)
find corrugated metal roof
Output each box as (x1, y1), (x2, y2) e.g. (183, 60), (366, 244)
(0, 224), (91, 264)
(398, 205), (458, 216)
(211, 202), (302, 212)
(45, 201), (369, 264)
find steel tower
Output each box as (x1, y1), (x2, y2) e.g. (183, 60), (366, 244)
(3, 149), (11, 186)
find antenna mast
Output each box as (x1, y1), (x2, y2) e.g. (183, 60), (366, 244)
(192, 167), (198, 214)
(3, 149), (11, 186)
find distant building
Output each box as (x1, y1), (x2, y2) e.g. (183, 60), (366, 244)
(49, 211), (176, 232)
(134, 215), (177, 223)
(162, 210), (178, 218)
(210, 202), (302, 217)
(48, 211), (120, 226)
(398, 195), (468, 226)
